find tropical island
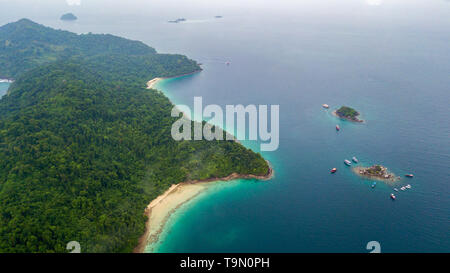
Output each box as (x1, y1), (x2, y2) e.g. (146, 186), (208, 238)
(334, 106), (363, 122)
(353, 165), (399, 183)
(60, 13), (77, 21)
(0, 19), (270, 253)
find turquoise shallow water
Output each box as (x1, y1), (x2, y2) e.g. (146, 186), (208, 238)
(149, 66), (450, 253)
(0, 83), (9, 97)
(1, 0), (449, 253)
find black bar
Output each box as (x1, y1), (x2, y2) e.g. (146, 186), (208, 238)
(0, 253), (445, 272)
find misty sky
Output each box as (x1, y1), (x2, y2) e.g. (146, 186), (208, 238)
(0, 0), (449, 25)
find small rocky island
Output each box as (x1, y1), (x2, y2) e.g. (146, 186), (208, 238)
(334, 106), (363, 122)
(353, 165), (399, 183)
(168, 18), (186, 23)
(60, 13), (77, 21)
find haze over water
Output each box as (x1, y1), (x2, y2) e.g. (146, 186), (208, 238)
(1, 0), (449, 252)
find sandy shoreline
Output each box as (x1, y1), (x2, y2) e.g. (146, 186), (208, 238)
(136, 70), (273, 253)
(134, 183), (208, 253)
(134, 164), (273, 253)
(146, 70), (202, 90)
(146, 77), (164, 89)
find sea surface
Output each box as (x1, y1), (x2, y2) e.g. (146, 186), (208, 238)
(1, 0), (449, 252)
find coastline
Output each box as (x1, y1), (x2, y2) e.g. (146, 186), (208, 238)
(332, 110), (364, 123)
(136, 71), (274, 253)
(134, 163), (274, 253)
(146, 77), (163, 89)
(352, 166), (399, 184)
(146, 70), (202, 90)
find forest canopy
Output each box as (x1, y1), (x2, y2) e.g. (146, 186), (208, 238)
(336, 106), (359, 119)
(0, 19), (269, 252)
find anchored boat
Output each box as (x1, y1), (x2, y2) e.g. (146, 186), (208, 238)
(390, 193), (396, 200)
(330, 168), (337, 173)
(336, 125), (340, 131)
(405, 174), (414, 178)
(352, 157), (358, 163)
(344, 159), (352, 166)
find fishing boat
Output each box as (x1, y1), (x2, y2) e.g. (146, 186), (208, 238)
(390, 193), (396, 200)
(405, 184), (411, 189)
(394, 188), (399, 192)
(322, 104), (329, 109)
(400, 186), (406, 191)
(330, 168), (337, 173)
(405, 174), (414, 178)
(371, 182), (376, 188)
(344, 159), (352, 166)
(336, 125), (340, 131)
(352, 157), (358, 163)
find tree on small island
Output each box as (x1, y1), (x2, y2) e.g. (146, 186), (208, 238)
(336, 106), (362, 122)
(366, 165), (385, 175)
(60, 13), (77, 21)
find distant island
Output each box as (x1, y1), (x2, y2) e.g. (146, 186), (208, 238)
(353, 165), (399, 183)
(168, 18), (186, 23)
(334, 106), (363, 122)
(60, 13), (77, 21)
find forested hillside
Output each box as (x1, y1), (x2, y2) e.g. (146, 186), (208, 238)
(0, 19), (269, 252)
(0, 18), (155, 79)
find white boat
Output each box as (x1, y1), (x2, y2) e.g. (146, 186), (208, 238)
(400, 187), (406, 191)
(352, 157), (358, 163)
(394, 188), (399, 192)
(405, 184), (411, 189)
(322, 104), (329, 109)
(344, 160), (352, 166)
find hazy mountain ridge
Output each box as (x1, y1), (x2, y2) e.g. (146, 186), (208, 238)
(0, 19), (157, 79)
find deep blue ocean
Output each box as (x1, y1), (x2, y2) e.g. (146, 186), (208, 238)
(1, 0), (449, 252)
